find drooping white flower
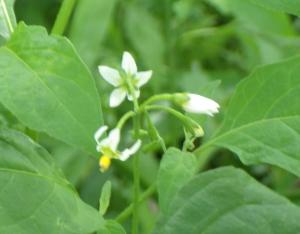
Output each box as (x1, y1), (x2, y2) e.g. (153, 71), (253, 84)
(98, 52), (152, 107)
(94, 125), (142, 172)
(181, 93), (220, 116)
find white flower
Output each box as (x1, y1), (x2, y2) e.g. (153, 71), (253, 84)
(94, 125), (142, 172)
(98, 51), (152, 107)
(182, 93), (220, 116)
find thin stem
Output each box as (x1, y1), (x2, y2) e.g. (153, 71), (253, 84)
(125, 77), (140, 234)
(115, 183), (156, 223)
(51, 0), (77, 35)
(141, 93), (173, 108)
(145, 111), (167, 153)
(156, 133), (167, 153)
(0, 0), (14, 35)
(132, 141), (140, 234)
(145, 105), (200, 134)
(116, 111), (135, 129)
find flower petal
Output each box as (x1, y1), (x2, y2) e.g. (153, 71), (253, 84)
(119, 139), (142, 161)
(109, 88), (127, 107)
(107, 128), (121, 151)
(94, 125), (108, 144)
(183, 93), (220, 116)
(127, 89), (140, 101)
(135, 70), (152, 88)
(122, 51), (137, 75)
(98, 66), (122, 87)
(96, 144), (102, 152)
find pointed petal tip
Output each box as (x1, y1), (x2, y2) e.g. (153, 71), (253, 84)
(94, 125), (108, 143)
(109, 88), (127, 107)
(136, 70), (153, 88)
(122, 51), (137, 75)
(119, 139), (142, 161)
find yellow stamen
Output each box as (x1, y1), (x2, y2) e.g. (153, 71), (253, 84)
(99, 155), (111, 172)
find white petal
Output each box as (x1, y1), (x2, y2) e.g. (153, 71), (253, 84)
(127, 89), (140, 101)
(96, 144), (102, 152)
(135, 70), (152, 88)
(94, 125), (108, 144)
(122, 51), (137, 75)
(109, 88), (127, 107)
(183, 93), (220, 116)
(119, 139), (142, 161)
(107, 128), (121, 151)
(98, 66), (122, 87)
(98, 138), (110, 149)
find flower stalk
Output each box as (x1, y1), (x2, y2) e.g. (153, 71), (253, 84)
(116, 183), (156, 223)
(51, 0), (77, 35)
(126, 74), (141, 234)
(145, 105), (204, 138)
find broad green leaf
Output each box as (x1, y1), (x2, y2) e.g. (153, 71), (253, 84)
(99, 180), (111, 215)
(249, 0), (300, 17)
(154, 167), (300, 234)
(124, 4), (165, 70)
(157, 148), (197, 214)
(0, 128), (104, 233)
(0, 0), (16, 39)
(49, 140), (90, 186)
(69, 0), (117, 67)
(197, 56), (300, 176)
(0, 23), (103, 155)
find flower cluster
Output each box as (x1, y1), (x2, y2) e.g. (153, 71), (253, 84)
(95, 51), (220, 172)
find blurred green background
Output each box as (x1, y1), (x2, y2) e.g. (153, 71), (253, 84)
(5, 0), (300, 233)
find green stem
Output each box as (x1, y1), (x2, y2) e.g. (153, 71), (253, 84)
(145, 111), (167, 153)
(51, 0), (77, 35)
(125, 77), (140, 234)
(132, 144), (139, 234)
(116, 111), (135, 129)
(141, 93), (174, 108)
(145, 105), (201, 134)
(115, 183), (156, 223)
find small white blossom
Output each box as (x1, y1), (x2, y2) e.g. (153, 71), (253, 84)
(98, 51), (152, 107)
(182, 93), (220, 116)
(94, 125), (142, 172)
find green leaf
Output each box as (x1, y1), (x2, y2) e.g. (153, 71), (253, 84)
(198, 56), (300, 176)
(208, 0), (294, 36)
(0, 23), (103, 155)
(99, 180), (112, 215)
(157, 148), (197, 214)
(101, 220), (126, 234)
(249, 0), (300, 17)
(124, 4), (165, 70)
(154, 167), (300, 234)
(69, 0), (117, 67)
(0, 0), (16, 39)
(0, 128), (104, 233)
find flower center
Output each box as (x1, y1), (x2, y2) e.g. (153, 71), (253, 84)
(101, 146), (118, 158)
(99, 155), (111, 172)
